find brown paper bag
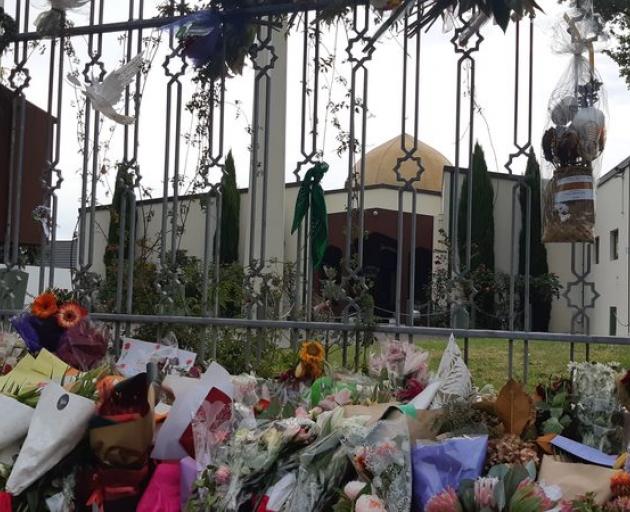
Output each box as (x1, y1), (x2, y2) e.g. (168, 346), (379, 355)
(538, 455), (617, 505)
(90, 385), (155, 467)
(343, 403), (442, 442)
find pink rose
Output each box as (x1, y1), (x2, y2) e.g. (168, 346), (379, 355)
(355, 494), (386, 512)
(343, 481), (367, 501)
(215, 465), (231, 486)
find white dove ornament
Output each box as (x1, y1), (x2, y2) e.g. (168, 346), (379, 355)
(68, 54), (144, 125)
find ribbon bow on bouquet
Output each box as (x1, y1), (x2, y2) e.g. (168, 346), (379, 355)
(291, 162), (329, 269)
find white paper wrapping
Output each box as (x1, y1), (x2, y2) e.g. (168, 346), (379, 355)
(152, 362), (234, 461)
(430, 334), (473, 409)
(6, 382), (94, 495)
(0, 395), (33, 449)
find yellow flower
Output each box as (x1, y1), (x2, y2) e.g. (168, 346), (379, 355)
(299, 340), (325, 367)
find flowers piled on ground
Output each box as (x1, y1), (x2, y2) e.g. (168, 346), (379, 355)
(369, 339), (429, 402)
(426, 463), (558, 512)
(10, 290), (108, 371)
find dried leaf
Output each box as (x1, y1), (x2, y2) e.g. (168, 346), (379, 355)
(495, 379), (533, 436)
(537, 433), (557, 454)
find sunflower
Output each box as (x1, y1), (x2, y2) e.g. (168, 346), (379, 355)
(299, 340), (325, 367)
(56, 302), (88, 329)
(297, 340), (325, 379)
(31, 292), (59, 319)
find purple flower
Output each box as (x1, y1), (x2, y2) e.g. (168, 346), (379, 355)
(10, 313), (64, 353)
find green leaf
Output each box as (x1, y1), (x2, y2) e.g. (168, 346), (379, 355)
(494, 479), (506, 511)
(551, 391), (567, 407)
(525, 460), (537, 480)
(488, 464), (510, 480)
(503, 465), (529, 503)
(550, 406), (564, 418)
(542, 416), (565, 434)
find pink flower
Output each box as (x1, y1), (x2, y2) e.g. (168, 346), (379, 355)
(295, 406), (309, 419)
(319, 388), (353, 411)
(355, 494), (386, 512)
(215, 465), (231, 486)
(374, 440), (397, 458)
(343, 481), (367, 501)
(385, 342), (406, 364)
(474, 477), (498, 508)
(426, 488), (462, 512)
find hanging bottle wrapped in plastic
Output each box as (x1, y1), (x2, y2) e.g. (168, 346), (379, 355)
(541, 0), (608, 243)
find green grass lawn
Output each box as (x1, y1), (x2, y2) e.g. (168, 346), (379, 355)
(325, 337), (630, 391)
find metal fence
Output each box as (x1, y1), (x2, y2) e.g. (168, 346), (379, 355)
(0, 0), (624, 383)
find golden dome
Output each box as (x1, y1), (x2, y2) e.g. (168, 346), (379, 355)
(356, 134), (451, 193)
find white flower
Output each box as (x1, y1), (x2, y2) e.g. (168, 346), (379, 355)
(343, 481), (367, 501)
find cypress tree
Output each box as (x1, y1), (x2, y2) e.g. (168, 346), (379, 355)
(219, 151), (240, 264)
(519, 150), (551, 331)
(458, 142), (495, 328)
(104, 164), (133, 275)
(458, 142), (495, 272)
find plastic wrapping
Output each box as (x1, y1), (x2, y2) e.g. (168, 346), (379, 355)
(571, 362), (622, 454)
(411, 435), (488, 509)
(541, 3), (608, 243)
(341, 417), (412, 511)
(55, 319), (109, 371)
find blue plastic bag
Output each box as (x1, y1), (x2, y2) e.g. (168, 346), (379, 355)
(411, 435), (488, 508)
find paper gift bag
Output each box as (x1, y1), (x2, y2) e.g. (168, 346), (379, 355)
(152, 362), (233, 460)
(137, 462), (181, 512)
(6, 382), (94, 495)
(538, 455), (617, 505)
(0, 395), (33, 449)
(90, 374), (155, 467)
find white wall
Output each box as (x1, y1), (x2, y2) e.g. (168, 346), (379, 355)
(591, 167), (630, 336)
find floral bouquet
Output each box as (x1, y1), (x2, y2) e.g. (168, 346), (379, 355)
(369, 339), (429, 402)
(341, 415), (412, 511)
(425, 463), (559, 512)
(10, 290), (108, 371)
(570, 361), (623, 453)
(187, 415), (319, 511)
(0, 332), (25, 375)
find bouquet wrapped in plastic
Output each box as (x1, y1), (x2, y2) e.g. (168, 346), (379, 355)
(571, 361), (623, 454)
(541, 1), (608, 243)
(341, 414), (413, 511)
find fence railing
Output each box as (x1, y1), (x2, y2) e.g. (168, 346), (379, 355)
(0, 0), (623, 383)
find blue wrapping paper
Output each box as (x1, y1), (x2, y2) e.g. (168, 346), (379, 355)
(411, 435), (488, 508)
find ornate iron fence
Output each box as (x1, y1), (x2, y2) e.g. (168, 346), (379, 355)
(0, 0), (623, 383)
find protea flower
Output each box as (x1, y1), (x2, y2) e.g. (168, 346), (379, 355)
(474, 477), (498, 508)
(425, 488), (462, 512)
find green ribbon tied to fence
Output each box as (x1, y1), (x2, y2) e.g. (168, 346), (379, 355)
(291, 162), (329, 269)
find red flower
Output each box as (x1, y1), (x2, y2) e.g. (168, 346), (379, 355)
(395, 377), (425, 402)
(31, 292), (58, 319)
(56, 303), (88, 329)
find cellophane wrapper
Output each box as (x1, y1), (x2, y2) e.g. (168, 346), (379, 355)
(341, 417), (412, 511)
